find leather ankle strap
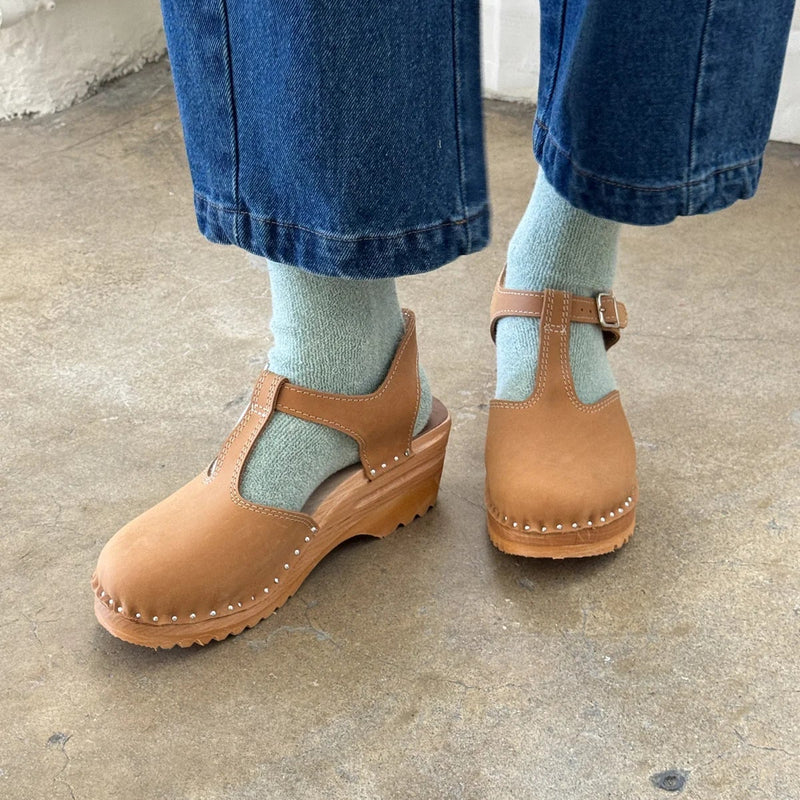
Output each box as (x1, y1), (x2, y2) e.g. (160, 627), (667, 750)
(273, 309), (421, 480)
(489, 266), (628, 349)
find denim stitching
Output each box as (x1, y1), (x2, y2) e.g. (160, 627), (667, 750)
(196, 191), (488, 243)
(687, 0), (716, 215)
(542, 0), (568, 119)
(219, 0), (241, 247)
(535, 118), (760, 192)
(449, 0), (469, 250)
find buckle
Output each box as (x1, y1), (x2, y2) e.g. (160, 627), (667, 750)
(596, 293), (620, 329)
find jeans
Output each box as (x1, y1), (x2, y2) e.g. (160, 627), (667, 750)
(160, 0), (795, 279)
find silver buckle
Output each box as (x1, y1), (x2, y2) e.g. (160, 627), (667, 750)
(596, 293), (620, 329)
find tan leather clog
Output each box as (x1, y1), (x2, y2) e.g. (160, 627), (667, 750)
(485, 269), (638, 558)
(92, 309), (450, 648)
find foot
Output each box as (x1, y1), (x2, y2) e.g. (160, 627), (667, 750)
(487, 282), (637, 558)
(92, 310), (450, 648)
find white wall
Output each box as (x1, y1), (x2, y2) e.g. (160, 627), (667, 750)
(0, 0), (165, 120)
(481, 0), (540, 104)
(480, 2), (800, 145)
(771, 5), (800, 144)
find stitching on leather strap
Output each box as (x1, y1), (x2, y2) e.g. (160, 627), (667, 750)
(206, 370), (270, 482)
(277, 310), (414, 407)
(492, 289), (621, 413)
(273, 309), (419, 476)
(227, 377), (315, 526)
(489, 267), (627, 343)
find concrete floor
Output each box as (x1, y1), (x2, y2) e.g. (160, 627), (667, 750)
(1, 60), (798, 800)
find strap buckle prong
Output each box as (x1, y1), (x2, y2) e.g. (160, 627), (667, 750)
(596, 292), (621, 329)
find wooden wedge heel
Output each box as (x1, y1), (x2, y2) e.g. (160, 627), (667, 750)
(92, 309), (450, 648)
(485, 269), (638, 559)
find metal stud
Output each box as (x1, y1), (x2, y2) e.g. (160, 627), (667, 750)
(135, 613), (141, 619)
(171, 616), (178, 622)
(238, 602), (242, 607)
(394, 456), (399, 462)
(370, 469), (376, 475)
(283, 563), (289, 570)
(294, 549), (300, 556)
(556, 524), (563, 530)
(381, 463), (387, 469)
(572, 523), (578, 529)
(228, 605), (234, 611)
(600, 516), (606, 522)
(541, 526), (547, 532)
(618, 508), (624, 514)
(311, 526), (318, 533)
(627, 496), (632, 503)
(263, 587), (269, 593)
(624, 501), (630, 507)
(210, 610), (217, 616)
(274, 577), (279, 584)
(512, 522), (518, 528)
(524, 524), (531, 531)
(100, 591), (106, 598)
(153, 616), (159, 622)
(117, 606), (123, 613)
(503, 515), (508, 522)
(587, 521), (593, 527)
(404, 449), (410, 457)
(250, 596), (255, 601)
(108, 599), (114, 606)
(609, 511), (615, 517)
(304, 536), (310, 543)
(189, 613), (196, 620)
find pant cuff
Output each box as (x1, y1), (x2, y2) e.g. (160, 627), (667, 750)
(534, 118), (763, 226)
(193, 194), (491, 279)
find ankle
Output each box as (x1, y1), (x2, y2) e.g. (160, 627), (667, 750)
(266, 260), (405, 395)
(239, 261), (432, 512)
(496, 170), (620, 404)
(505, 171), (619, 296)
(495, 311), (615, 404)
(266, 259), (431, 429)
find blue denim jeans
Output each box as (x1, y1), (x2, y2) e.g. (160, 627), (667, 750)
(160, 0), (795, 278)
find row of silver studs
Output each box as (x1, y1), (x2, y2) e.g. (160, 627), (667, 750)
(368, 449), (411, 476)
(101, 524), (321, 622)
(500, 496), (634, 535)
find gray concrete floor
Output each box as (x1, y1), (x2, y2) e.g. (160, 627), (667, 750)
(1, 60), (799, 800)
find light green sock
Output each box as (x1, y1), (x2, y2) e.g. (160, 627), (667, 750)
(495, 170), (621, 403)
(239, 260), (433, 511)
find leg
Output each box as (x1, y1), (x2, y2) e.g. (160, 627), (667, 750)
(92, 0), (489, 646)
(486, 0), (795, 557)
(157, 0), (488, 512)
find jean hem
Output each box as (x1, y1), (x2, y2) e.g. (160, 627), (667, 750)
(534, 118), (763, 225)
(194, 193), (491, 279)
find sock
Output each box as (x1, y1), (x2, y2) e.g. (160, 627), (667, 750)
(238, 260), (433, 511)
(495, 170), (621, 403)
